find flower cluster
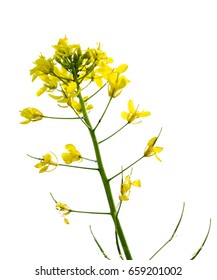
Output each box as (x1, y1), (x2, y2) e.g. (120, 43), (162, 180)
(28, 37), (131, 118)
(20, 108), (43, 124)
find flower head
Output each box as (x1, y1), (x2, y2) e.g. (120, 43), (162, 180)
(20, 108), (43, 124)
(119, 175), (141, 201)
(56, 202), (71, 224)
(34, 152), (58, 173)
(62, 144), (82, 164)
(108, 70), (130, 98)
(30, 55), (55, 81)
(36, 75), (59, 96)
(121, 100), (151, 123)
(144, 136), (163, 161)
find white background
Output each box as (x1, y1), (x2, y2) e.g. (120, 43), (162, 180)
(1, 0), (217, 278)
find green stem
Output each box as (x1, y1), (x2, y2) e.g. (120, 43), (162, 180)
(149, 202), (185, 260)
(190, 218), (212, 260)
(94, 97), (112, 131)
(42, 115), (80, 120)
(70, 209), (110, 215)
(87, 82), (108, 100)
(76, 88), (132, 259)
(81, 156), (97, 162)
(99, 122), (129, 144)
(109, 156), (144, 181)
(27, 154), (98, 171)
(50, 193), (109, 215)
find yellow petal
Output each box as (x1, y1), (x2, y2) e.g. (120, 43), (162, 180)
(128, 100), (135, 113)
(62, 153), (73, 164)
(43, 153), (52, 163)
(121, 111), (128, 120)
(66, 82), (77, 94)
(147, 137), (157, 146)
(20, 119), (30, 124)
(36, 86), (47, 96)
(39, 165), (49, 173)
(153, 147), (163, 153)
(119, 195), (129, 201)
(34, 162), (45, 168)
(48, 94), (62, 100)
(116, 64), (128, 73)
(64, 217), (70, 224)
(131, 179), (141, 187)
(139, 111), (151, 117)
(65, 144), (76, 152)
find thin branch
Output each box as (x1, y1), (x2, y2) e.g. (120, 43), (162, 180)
(50, 193), (110, 215)
(27, 154), (98, 171)
(89, 225), (111, 260)
(87, 82), (108, 100)
(109, 156), (144, 181)
(42, 115), (81, 120)
(94, 97), (112, 131)
(149, 202), (185, 260)
(190, 218), (212, 260)
(99, 123), (129, 144)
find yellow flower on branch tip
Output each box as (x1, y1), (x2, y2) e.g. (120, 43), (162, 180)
(108, 72), (130, 98)
(56, 202), (71, 224)
(121, 100), (151, 123)
(119, 175), (141, 201)
(36, 75), (59, 96)
(53, 36), (81, 60)
(62, 144), (82, 164)
(34, 153), (58, 173)
(20, 108), (43, 124)
(144, 137), (163, 161)
(30, 55), (55, 81)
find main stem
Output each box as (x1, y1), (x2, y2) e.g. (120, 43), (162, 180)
(77, 93), (132, 260)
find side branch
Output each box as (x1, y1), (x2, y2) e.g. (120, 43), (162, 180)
(149, 202), (185, 260)
(109, 156), (144, 181)
(27, 154), (98, 171)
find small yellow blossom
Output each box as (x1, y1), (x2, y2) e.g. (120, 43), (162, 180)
(70, 97), (93, 114)
(144, 137), (163, 161)
(30, 55), (55, 81)
(56, 202), (71, 224)
(119, 175), (141, 201)
(34, 153), (58, 173)
(53, 36), (81, 61)
(20, 108), (43, 124)
(35, 75), (59, 96)
(62, 144), (82, 164)
(108, 71), (130, 98)
(121, 100), (151, 123)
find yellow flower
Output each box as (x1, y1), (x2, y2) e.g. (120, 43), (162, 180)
(34, 153), (58, 173)
(62, 144), (81, 164)
(121, 100), (151, 123)
(36, 75), (59, 96)
(144, 137), (163, 161)
(20, 108), (43, 124)
(119, 175), (141, 201)
(70, 97), (93, 114)
(108, 71), (130, 98)
(30, 55), (55, 81)
(53, 36), (81, 61)
(56, 202), (71, 224)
